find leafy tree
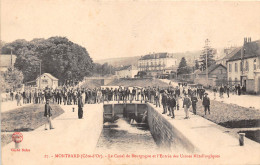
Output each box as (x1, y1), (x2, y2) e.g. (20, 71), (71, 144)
(195, 60), (200, 70)
(199, 39), (216, 71)
(2, 37), (93, 83)
(177, 57), (191, 75)
(92, 63), (115, 76)
(0, 67), (24, 91)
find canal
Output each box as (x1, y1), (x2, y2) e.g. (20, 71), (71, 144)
(95, 117), (158, 153)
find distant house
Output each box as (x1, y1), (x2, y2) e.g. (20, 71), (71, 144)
(226, 38), (260, 94)
(195, 64), (227, 87)
(0, 54), (17, 72)
(115, 65), (138, 78)
(34, 73), (59, 89)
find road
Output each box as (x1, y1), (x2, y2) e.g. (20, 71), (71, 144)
(160, 79), (260, 110)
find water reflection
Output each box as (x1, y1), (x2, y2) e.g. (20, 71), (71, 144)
(96, 118), (157, 153)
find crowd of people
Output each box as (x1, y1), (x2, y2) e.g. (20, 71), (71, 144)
(7, 81), (248, 128)
(6, 82), (248, 130)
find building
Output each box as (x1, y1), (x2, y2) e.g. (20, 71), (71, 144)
(0, 54), (17, 72)
(35, 73), (59, 89)
(227, 38), (260, 94)
(215, 47), (239, 67)
(115, 65), (138, 78)
(195, 64), (227, 87)
(159, 66), (178, 79)
(138, 52), (177, 76)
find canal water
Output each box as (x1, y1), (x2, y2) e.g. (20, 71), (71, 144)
(95, 118), (158, 153)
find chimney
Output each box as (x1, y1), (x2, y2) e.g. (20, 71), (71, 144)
(249, 37), (251, 42)
(244, 37), (247, 44)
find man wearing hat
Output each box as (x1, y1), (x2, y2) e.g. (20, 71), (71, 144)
(202, 93), (210, 115)
(44, 99), (54, 130)
(183, 93), (191, 119)
(168, 95), (176, 119)
(161, 91), (167, 114)
(191, 93), (198, 115)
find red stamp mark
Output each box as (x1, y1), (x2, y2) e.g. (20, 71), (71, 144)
(12, 132), (23, 143)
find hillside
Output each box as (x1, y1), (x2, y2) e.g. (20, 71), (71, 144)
(95, 56), (140, 67)
(95, 51), (202, 67)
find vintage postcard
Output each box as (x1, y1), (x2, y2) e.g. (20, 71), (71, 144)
(1, 0), (260, 165)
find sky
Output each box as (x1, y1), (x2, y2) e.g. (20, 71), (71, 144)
(1, 0), (260, 61)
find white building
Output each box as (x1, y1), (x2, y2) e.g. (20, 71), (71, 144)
(227, 38), (260, 94)
(138, 52), (177, 76)
(36, 73), (59, 89)
(115, 65), (138, 78)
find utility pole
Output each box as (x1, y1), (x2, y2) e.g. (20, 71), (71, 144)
(39, 61), (41, 89)
(10, 48), (13, 67)
(205, 39), (209, 87)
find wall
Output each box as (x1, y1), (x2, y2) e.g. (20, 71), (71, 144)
(146, 103), (197, 152)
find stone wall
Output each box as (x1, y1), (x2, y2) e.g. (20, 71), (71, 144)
(147, 103), (198, 153)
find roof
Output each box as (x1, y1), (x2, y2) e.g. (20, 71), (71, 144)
(36, 73), (59, 80)
(116, 65), (137, 71)
(0, 54), (17, 67)
(198, 64), (227, 75)
(227, 40), (260, 62)
(139, 52), (173, 60)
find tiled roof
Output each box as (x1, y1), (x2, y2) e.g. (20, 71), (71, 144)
(140, 52), (173, 60)
(198, 64), (226, 75)
(227, 40), (260, 62)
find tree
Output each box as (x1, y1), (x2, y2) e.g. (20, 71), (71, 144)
(199, 39), (216, 71)
(195, 60), (200, 70)
(177, 57), (191, 75)
(2, 37), (93, 83)
(0, 67), (24, 91)
(92, 63), (115, 76)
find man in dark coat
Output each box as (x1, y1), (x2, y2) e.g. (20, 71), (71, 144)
(44, 99), (54, 130)
(168, 95), (176, 119)
(161, 92), (167, 114)
(202, 93), (210, 115)
(191, 93), (198, 115)
(78, 95), (84, 119)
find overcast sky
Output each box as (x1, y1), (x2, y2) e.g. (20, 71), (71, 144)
(1, 0), (260, 61)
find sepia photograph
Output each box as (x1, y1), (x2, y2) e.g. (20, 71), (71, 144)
(1, 0), (260, 164)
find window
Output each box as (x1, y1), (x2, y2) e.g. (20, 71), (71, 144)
(240, 62), (242, 71)
(254, 59), (257, 70)
(220, 69), (223, 74)
(229, 64), (232, 72)
(42, 79), (48, 84)
(235, 63), (238, 72)
(245, 61), (249, 71)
